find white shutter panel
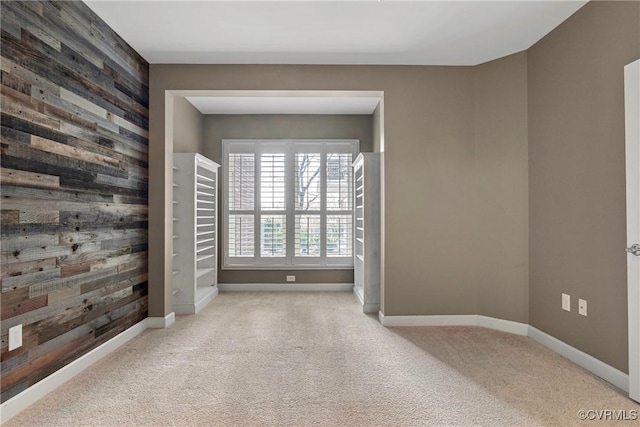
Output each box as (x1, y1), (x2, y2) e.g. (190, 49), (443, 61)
(228, 153), (255, 257)
(326, 153), (353, 258)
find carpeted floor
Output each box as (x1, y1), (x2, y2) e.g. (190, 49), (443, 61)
(5, 291), (639, 426)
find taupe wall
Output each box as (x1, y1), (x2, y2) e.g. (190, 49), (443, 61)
(203, 114), (372, 284)
(149, 65), (478, 317)
(474, 52), (529, 323)
(203, 114), (373, 162)
(528, 0), (640, 372)
(173, 97), (204, 153)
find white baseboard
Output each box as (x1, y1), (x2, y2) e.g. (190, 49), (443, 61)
(174, 287), (219, 315)
(377, 312), (628, 392)
(528, 326), (629, 393)
(477, 315), (529, 336)
(194, 287), (218, 314)
(353, 286), (364, 305)
(378, 312), (479, 328)
(362, 302), (380, 314)
(219, 283), (353, 292)
(0, 319), (148, 424)
(352, 287), (379, 314)
(147, 312), (175, 328)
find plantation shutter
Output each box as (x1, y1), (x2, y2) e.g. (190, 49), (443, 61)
(223, 140), (357, 268)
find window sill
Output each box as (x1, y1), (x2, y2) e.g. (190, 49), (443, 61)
(221, 265), (354, 271)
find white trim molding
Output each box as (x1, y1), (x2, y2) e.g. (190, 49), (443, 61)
(378, 312), (528, 335)
(353, 287), (379, 314)
(147, 312), (176, 329)
(624, 58), (640, 403)
(219, 283), (353, 292)
(0, 319), (148, 424)
(477, 315), (529, 336)
(378, 312), (628, 393)
(528, 326), (629, 393)
(379, 313), (479, 328)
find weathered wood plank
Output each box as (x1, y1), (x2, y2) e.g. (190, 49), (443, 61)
(60, 262), (90, 278)
(56, 247), (132, 268)
(45, 284), (81, 305)
(0, 168), (60, 189)
(1, 291), (48, 321)
(1, 184), (114, 205)
(28, 266), (118, 298)
(0, 258), (58, 280)
(23, 25), (61, 52)
(1, 210), (19, 224)
(1, 352), (28, 375)
(19, 210), (60, 224)
(1, 93), (60, 131)
(1, 241), (101, 265)
(59, 229), (147, 245)
(1, 268), (61, 292)
(1, 70), (32, 96)
(1, 57), (61, 96)
(92, 251), (147, 273)
(31, 135), (121, 168)
(1, 234), (60, 252)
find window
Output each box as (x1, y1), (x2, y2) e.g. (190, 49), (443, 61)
(223, 140), (358, 269)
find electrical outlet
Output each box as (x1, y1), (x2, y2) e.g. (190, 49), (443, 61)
(562, 293), (571, 312)
(578, 299), (587, 316)
(286, 275), (295, 282)
(8, 324), (22, 351)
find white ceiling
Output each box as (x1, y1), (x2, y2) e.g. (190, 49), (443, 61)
(85, 0), (588, 66)
(186, 95), (381, 114)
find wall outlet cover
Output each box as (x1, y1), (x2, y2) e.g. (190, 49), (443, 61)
(578, 299), (587, 316)
(8, 324), (22, 351)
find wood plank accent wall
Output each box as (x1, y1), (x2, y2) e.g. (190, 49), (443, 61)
(0, 1), (149, 402)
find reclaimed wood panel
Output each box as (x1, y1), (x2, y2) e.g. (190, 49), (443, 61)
(0, 1), (149, 403)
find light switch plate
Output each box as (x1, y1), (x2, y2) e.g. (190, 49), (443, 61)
(8, 324), (22, 351)
(562, 293), (571, 312)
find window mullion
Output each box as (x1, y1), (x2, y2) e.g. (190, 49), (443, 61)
(286, 145), (295, 264)
(254, 146), (261, 259)
(320, 144), (327, 265)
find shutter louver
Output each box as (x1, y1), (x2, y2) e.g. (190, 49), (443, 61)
(260, 154), (286, 211)
(228, 153), (255, 257)
(261, 215), (286, 257)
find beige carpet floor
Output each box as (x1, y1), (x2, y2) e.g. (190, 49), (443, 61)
(5, 291), (639, 427)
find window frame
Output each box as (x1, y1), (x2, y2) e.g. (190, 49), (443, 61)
(222, 139), (359, 270)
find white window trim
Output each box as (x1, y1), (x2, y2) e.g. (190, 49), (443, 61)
(222, 139), (359, 270)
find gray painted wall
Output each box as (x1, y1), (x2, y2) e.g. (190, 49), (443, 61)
(528, 0), (640, 372)
(173, 96), (203, 153)
(203, 114), (373, 162)
(474, 52), (529, 323)
(202, 114), (372, 284)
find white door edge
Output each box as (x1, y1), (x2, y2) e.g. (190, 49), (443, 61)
(624, 58), (640, 403)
